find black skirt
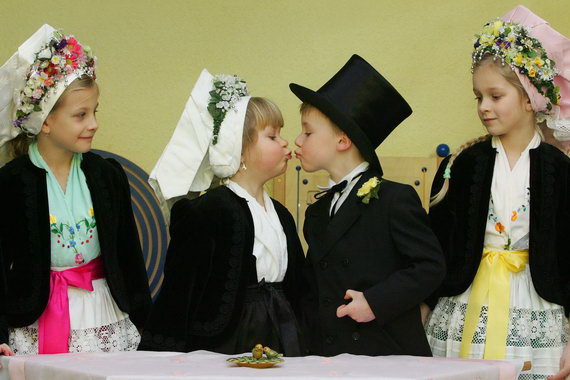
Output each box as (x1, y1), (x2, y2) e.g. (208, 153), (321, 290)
(213, 280), (305, 356)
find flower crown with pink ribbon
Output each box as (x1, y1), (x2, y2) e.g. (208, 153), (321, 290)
(472, 6), (570, 140)
(13, 29), (96, 135)
(472, 19), (559, 110)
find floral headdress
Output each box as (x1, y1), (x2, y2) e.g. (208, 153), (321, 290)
(13, 29), (96, 135)
(472, 19), (560, 112)
(207, 74), (248, 145)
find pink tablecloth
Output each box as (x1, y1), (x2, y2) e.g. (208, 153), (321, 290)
(0, 350), (524, 380)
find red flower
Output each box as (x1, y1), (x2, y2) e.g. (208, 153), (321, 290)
(44, 63), (56, 75)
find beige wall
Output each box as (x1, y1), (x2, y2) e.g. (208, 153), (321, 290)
(1, 0), (568, 177)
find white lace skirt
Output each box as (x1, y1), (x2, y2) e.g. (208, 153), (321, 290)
(425, 265), (569, 379)
(8, 278), (140, 355)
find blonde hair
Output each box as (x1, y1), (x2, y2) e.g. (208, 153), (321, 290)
(429, 134), (490, 207)
(8, 75), (98, 158)
(242, 97), (284, 152)
(430, 54), (539, 207)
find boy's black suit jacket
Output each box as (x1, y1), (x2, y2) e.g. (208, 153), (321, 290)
(303, 169), (445, 356)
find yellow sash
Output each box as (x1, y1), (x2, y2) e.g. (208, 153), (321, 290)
(459, 248), (529, 359)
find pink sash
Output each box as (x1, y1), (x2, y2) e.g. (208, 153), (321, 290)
(38, 256), (104, 354)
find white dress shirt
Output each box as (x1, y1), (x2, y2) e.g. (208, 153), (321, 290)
(321, 161), (370, 216)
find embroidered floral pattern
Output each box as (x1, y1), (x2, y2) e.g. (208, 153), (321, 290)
(50, 208), (96, 265)
(488, 187), (530, 250)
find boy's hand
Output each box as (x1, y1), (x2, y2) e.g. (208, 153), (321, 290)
(336, 290), (375, 323)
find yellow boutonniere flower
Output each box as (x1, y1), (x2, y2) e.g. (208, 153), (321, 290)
(49, 215), (57, 224)
(357, 177), (381, 204)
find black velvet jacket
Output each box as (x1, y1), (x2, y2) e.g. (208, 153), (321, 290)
(426, 140), (570, 313)
(303, 169), (445, 357)
(139, 186), (308, 352)
(0, 153), (152, 345)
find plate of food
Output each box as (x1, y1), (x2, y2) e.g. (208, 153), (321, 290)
(227, 344), (284, 368)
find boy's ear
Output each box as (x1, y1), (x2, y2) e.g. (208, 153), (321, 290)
(337, 133), (353, 152)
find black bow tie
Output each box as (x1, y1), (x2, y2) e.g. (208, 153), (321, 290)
(314, 180), (348, 200)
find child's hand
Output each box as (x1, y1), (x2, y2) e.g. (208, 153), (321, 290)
(420, 302), (431, 325)
(0, 344), (15, 368)
(548, 343), (570, 379)
(336, 290), (375, 323)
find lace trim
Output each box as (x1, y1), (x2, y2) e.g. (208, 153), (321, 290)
(426, 298), (569, 379)
(537, 112), (570, 134)
(8, 317), (140, 355)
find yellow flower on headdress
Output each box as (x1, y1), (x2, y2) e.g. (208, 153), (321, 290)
(479, 34), (495, 46)
(493, 20), (503, 36)
(513, 54), (524, 66)
(533, 57), (544, 67)
(528, 68), (537, 78)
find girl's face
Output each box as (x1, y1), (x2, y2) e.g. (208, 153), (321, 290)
(472, 62), (534, 137)
(41, 86), (99, 154)
(243, 124), (291, 180)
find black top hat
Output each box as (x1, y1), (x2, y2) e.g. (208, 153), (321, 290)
(289, 54), (412, 174)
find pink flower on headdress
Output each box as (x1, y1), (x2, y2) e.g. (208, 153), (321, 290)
(76, 53), (87, 65)
(66, 37), (78, 52)
(65, 54), (79, 69)
(43, 77), (54, 87)
(71, 43), (83, 55)
(32, 88), (44, 99)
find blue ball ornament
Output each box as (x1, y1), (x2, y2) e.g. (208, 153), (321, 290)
(436, 144), (450, 157)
